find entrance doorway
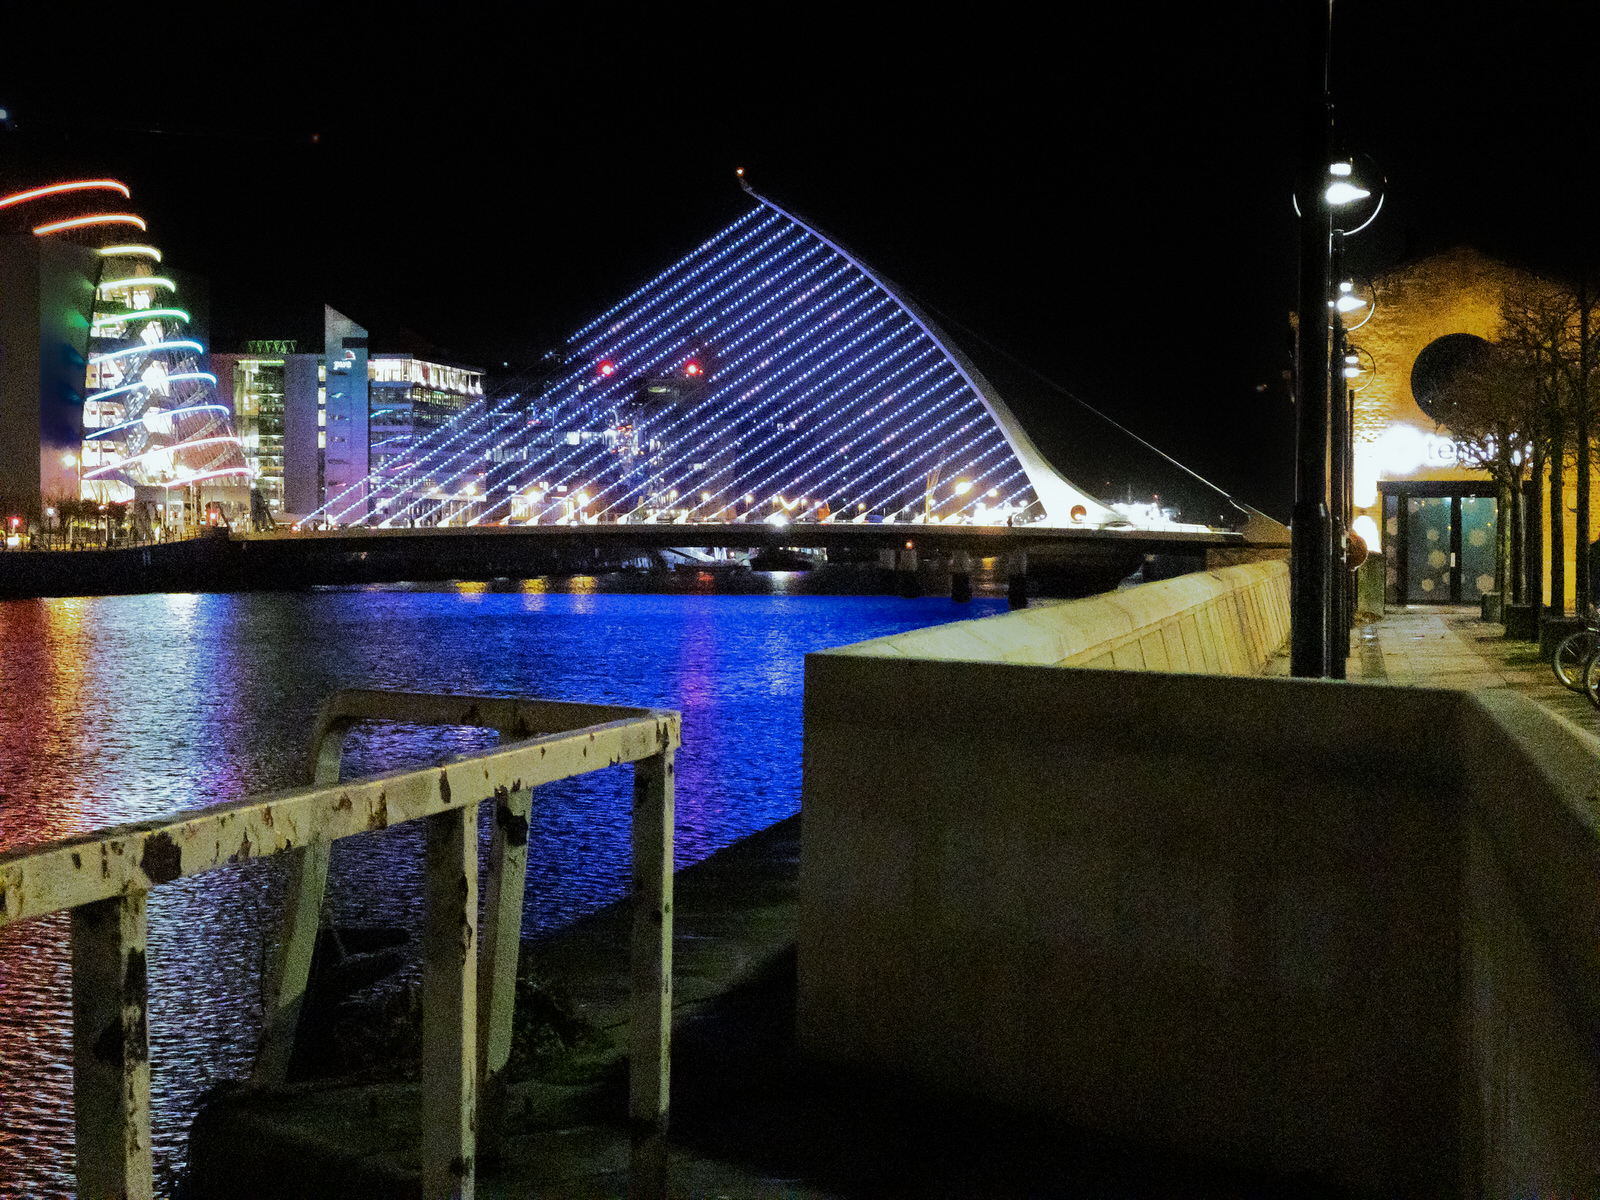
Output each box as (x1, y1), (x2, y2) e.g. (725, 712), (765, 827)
(1381, 483), (1498, 605)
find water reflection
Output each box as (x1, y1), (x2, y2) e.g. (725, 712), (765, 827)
(0, 582), (1004, 1195)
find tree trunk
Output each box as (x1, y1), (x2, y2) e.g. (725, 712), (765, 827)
(1495, 478), (1511, 599)
(1577, 280), (1592, 613)
(1509, 473), (1524, 604)
(1550, 441), (1566, 614)
(1526, 467), (1544, 610)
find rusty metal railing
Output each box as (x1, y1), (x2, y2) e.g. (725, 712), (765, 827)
(0, 689), (680, 1200)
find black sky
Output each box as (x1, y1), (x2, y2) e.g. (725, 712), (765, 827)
(3, 3), (1596, 521)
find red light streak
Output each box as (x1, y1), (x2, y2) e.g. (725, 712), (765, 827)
(0, 179), (131, 210)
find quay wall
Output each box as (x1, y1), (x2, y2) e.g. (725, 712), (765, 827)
(836, 560), (1289, 674)
(798, 585), (1599, 1195)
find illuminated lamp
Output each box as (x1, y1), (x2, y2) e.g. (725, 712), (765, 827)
(1334, 281), (1367, 313)
(33, 213), (147, 236)
(684, 361), (702, 377)
(598, 361), (616, 378)
(1325, 180), (1370, 206)
(953, 480), (972, 495)
(1351, 513), (1381, 554)
(0, 179), (131, 209)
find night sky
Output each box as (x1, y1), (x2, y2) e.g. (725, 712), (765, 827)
(2, 3), (1596, 521)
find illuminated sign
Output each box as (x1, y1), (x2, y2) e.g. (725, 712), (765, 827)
(245, 339), (298, 355)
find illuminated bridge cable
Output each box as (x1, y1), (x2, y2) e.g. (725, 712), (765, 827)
(522, 251), (871, 514)
(331, 228), (818, 525)
(327, 191), (1217, 532)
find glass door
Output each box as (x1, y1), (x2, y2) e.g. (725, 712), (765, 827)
(1459, 496), (1498, 602)
(1405, 497), (1454, 602)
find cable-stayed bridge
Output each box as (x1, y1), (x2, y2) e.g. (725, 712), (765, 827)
(299, 183), (1269, 548)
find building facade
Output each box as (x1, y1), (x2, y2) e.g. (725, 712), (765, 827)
(211, 343), (318, 519)
(1349, 246), (1597, 610)
(1, 178), (250, 536)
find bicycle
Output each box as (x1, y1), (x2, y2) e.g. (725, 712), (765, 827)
(1584, 635), (1600, 710)
(1551, 608), (1599, 691)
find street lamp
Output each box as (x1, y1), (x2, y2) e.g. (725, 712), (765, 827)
(1292, 68), (1386, 679)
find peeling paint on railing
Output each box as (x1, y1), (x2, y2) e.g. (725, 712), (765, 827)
(0, 689), (681, 1200)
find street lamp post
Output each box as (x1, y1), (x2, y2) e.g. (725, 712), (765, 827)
(1291, 3), (1381, 678)
(1290, 7), (1335, 678)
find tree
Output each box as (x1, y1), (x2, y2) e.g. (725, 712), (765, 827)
(1493, 277), (1600, 614)
(1433, 345), (1536, 601)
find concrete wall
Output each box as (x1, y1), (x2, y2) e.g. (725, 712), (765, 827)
(799, 660), (1600, 1195)
(839, 560), (1289, 673)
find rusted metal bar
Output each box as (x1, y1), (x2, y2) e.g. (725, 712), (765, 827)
(0, 692), (681, 1200)
(628, 748), (675, 1200)
(72, 891), (152, 1200)
(476, 780), (532, 1092)
(422, 803), (478, 1199)
(254, 712), (349, 1085)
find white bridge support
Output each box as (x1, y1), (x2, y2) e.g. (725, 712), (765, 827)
(0, 690), (681, 1200)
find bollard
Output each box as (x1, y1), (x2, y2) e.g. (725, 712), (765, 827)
(1006, 549), (1028, 609)
(896, 545), (921, 598)
(950, 549), (972, 603)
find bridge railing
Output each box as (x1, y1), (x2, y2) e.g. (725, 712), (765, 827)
(0, 689), (681, 1200)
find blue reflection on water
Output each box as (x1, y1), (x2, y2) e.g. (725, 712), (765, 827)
(0, 585), (1002, 1196)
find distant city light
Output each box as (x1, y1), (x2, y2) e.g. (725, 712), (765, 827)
(90, 340), (203, 366)
(0, 179), (130, 210)
(99, 244), (162, 261)
(98, 276), (177, 295)
(91, 307), (190, 329)
(33, 212), (148, 236)
(598, 361), (616, 377)
(684, 361), (702, 377)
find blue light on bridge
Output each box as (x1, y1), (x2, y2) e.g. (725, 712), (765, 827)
(306, 192), (1235, 533)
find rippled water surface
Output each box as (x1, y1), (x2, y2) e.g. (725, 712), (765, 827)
(0, 581), (1004, 1196)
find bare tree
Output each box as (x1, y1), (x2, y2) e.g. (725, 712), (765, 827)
(1497, 279), (1581, 612)
(1433, 345), (1536, 600)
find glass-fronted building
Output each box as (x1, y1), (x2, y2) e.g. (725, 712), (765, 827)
(1, 177), (250, 536)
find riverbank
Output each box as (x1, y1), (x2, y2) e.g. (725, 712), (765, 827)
(185, 816), (1309, 1199)
(185, 606), (1597, 1199)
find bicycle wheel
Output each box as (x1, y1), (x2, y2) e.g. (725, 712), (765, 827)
(1553, 629), (1598, 690)
(1586, 647), (1600, 710)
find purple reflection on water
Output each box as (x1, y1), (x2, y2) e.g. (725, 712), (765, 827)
(0, 582), (1004, 1195)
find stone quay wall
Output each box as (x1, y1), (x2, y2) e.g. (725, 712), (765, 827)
(840, 560), (1289, 675)
(798, 574), (1598, 1196)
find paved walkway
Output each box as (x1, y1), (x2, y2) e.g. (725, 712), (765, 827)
(1268, 604), (1600, 733)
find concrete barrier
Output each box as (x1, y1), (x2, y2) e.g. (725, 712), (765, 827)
(799, 658), (1600, 1195)
(838, 560), (1290, 674)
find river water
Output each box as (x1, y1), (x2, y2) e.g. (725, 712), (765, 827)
(0, 575), (1005, 1196)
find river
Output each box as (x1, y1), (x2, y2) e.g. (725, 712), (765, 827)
(0, 574), (1006, 1196)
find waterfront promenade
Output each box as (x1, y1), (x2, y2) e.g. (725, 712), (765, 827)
(187, 604), (1593, 1198)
